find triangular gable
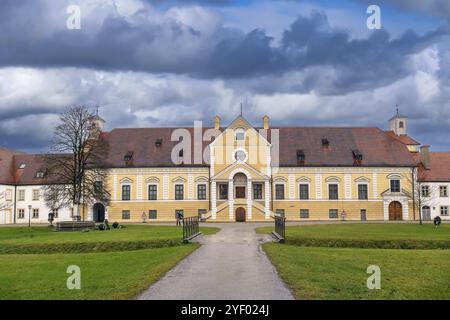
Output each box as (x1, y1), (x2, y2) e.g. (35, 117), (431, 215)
(212, 161), (269, 181)
(209, 116), (271, 148)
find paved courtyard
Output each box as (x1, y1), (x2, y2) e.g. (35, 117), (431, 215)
(137, 223), (294, 300)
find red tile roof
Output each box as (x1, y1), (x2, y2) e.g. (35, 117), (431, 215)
(384, 131), (420, 145)
(102, 127), (417, 168)
(1, 126), (420, 186)
(418, 152), (450, 182)
(0, 148), (25, 184)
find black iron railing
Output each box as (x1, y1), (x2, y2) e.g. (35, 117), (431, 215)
(273, 215), (286, 243)
(182, 216), (201, 243)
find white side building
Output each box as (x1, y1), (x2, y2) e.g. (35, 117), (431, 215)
(0, 149), (73, 225)
(417, 148), (450, 221)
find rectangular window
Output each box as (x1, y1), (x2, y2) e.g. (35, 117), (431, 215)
(18, 209), (25, 219)
(421, 185), (430, 197)
(94, 181), (103, 195)
(122, 185), (131, 201)
(32, 189), (40, 201)
(275, 209), (285, 217)
(358, 184), (368, 200)
(300, 209), (309, 219)
(18, 190), (25, 201)
(328, 184), (339, 200)
(198, 209), (207, 219)
(390, 180), (400, 193)
(32, 208), (39, 219)
(122, 210), (130, 220)
(329, 209), (338, 219)
(253, 183), (263, 200)
(219, 184), (228, 200)
(441, 206), (449, 216)
(5, 189), (12, 201)
(275, 184), (285, 200)
(53, 209), (59, 219)
(175, 184), (184, 200)
(197, 184), (207, 200)
(149, 210), (157, 220)
(299, 184), (309, 200)
(148, 185), (157, 200)
(440, 186), (448, 197)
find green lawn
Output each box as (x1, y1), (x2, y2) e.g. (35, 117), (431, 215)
(257, 223), (450, 249)
(0, 245), (199, 300)
(0, 225), (219, 254)
(0, 224), (219, 299)
(263, 243), (450, 300)
(256, 223), (450, 241)
(0, 225), (218, 244)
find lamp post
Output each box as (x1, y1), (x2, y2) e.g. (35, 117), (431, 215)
(28, 205), (32, 227)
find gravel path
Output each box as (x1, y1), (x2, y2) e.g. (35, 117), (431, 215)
(137, 223), (294, 300)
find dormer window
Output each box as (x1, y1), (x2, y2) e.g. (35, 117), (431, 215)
(124, 151), (134, 166)
(353, 149), (363, 165)
(155, 139), (163, 147)
(296, 149), (305, 165)
(124, 151), (133, 162)
(19, 163), (26, 169)
(235, 128), (245, 141)
(179, 150), (184, 157)
(322, 138), (329, 147)
(35, 171), (44, 178)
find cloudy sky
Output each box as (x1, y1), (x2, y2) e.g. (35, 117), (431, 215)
(0, 0), (449, 152)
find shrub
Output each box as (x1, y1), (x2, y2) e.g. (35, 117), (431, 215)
(112, 222), (119, 229)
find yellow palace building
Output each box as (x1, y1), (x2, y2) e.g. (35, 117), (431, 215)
(95, 112), (420, 223)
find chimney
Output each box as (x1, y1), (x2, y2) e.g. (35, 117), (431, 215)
(420, 145), (430, 169)
(214, 116), (221, 130)
(263, 115), (269, 130)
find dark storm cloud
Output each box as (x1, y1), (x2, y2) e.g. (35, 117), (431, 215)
(0, 0), (448, 95)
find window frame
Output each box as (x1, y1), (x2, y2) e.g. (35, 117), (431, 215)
(299, 184), (309, 200)
(148, 184), (158, 201)
(18, 189), (25, 201)
(440, 206), (449, 216)
(329, 209), (339, 219)
(121, 184), (131, 201)
(197, 184), (207, 200)
(18, 209), (25, 219)
(148, 210), (157, 220)
(390, 179), (401, 193)
(439, 185), (448, 198)
(253, 183), (263, 200)
(421, 185), (430, 198)
(32, 189), (40, 201)
(275, 184), (285, 200)
(218, 183), (228, 200)
(328, 184), (339, 200)
(32, 208), (39, 219)
(175, 184), (184, 201)
(300, 209), (309, 219)
(122, 210), (131, 220)
(357, 183), (369, 200)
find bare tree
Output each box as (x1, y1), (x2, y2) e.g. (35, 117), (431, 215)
(405, 167), (437, 225)
(43, 106), (110, 221)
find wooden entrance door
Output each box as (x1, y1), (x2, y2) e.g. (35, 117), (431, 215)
(422, 206), (431, 221)
(236, 207), (246, 222)
(389, 201), (402, 221)
(235, 187), (246, 199)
